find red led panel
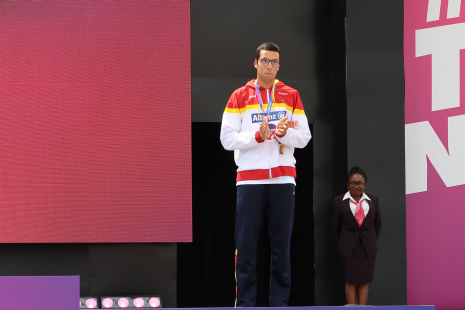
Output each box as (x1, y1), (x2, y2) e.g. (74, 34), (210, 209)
(0, 1), (192, 242)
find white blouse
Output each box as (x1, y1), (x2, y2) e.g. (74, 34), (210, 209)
(342, 191), (370, 217)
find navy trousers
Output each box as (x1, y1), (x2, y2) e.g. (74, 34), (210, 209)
(235, 183), (296, 307)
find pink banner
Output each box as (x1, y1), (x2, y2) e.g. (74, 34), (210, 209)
(0, 1), (191, 242)
(405, 1), (465, 309)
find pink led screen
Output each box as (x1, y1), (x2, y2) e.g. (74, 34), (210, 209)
(0, 1), (191, 242)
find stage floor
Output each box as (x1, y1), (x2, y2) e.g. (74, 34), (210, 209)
(125, 306), (435, 310)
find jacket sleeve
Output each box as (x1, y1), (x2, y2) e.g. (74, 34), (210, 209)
(276, 92), (311, 148)
(332, 199), (342, 244)
(220, 92), (262, 151)
(374, 196), (382, 240)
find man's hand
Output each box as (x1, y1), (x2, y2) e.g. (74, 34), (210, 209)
(276, 116), (291, 136)
(260, 116), (270, 141)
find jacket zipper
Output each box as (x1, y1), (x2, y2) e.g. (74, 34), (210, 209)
(266, 88), (272, 178)
(269, 142), (272, 178)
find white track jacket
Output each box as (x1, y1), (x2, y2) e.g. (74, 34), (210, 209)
(220, 79), (311, 182)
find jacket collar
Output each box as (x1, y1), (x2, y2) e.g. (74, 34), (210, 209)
(342, 191), (371, 202)
(246, 79), (282, 89)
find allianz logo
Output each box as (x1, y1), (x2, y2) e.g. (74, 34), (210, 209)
(278, 92), (288, 95)
(251, 111), (287, 123)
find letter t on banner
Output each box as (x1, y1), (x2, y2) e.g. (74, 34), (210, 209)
(416, 22), (465, 111)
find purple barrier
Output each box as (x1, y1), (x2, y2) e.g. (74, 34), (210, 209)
(0, 276), (79, 310)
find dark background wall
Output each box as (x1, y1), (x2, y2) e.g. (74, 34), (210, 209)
(346, 0), (406, 305)
(177, 123), (314, 307)
(181, 0), (348, 307)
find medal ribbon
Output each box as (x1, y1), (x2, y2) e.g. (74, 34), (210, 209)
(254, 80), (276, 119)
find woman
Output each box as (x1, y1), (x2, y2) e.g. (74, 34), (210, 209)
(332, 166), (382, 305)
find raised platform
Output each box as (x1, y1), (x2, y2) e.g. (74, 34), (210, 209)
(137, 307), (435, 310)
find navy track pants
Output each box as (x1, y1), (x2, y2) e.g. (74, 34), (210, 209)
(235, 183), (296, 307)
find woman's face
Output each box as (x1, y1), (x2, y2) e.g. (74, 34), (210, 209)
(347, 173), (367, 197)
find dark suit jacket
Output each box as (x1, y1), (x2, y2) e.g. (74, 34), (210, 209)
(332, 193), (382, 259)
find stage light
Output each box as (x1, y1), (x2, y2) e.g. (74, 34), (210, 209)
(102, 298), (114, 308)
(149, 297), (161, 308)
(118, 298), (129, 308)
(80, 297), (99, 309)
(99, 296), (162, 308)
(133, 297), (145, 308)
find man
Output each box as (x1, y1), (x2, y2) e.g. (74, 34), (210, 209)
(220, 42), (311, 307)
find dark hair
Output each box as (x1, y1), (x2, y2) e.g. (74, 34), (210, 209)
(347, 166), (368, 183)
(255, 42), (281, 61)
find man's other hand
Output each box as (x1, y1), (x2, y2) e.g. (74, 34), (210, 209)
(276, 116), (291, 136)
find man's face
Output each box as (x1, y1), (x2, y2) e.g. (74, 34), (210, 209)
(254, 50), (280, 84)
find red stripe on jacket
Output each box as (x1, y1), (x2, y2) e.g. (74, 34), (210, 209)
(236, 166), (296, 182)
